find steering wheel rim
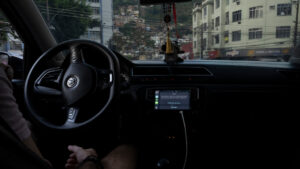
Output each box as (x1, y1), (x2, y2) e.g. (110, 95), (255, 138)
(24, 39), (120, 130)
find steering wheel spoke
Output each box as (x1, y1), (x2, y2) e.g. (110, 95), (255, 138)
(96, 68), (113, 90)
(34, 68), (63, 96)
(67, 107), (79, 123)
(61, 107), (79, 128)
(70, 44), (84, 64)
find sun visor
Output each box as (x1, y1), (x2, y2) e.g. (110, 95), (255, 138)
(140, 0), (191, 5)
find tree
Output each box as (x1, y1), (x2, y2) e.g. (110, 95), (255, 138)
(34, 0), (95, 42)
(0, 12), (8, 42)
(113, 0), (137, 10)
(119, 21), (136, 36)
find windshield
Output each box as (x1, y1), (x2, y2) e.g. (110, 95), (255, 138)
(34, 0), (299, 62)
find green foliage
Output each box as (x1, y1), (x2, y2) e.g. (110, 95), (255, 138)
(114, 0), (138, 8)
(34, 0), (93, 42)
(0, 32), (8, 41)
(119, 21), (136, 36)
(0, 11), (8, 41)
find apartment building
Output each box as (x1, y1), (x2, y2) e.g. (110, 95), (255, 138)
(193, 0), (300, 60)
(80, 0), (113, 46)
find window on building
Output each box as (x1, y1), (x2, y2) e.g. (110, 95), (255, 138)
(276, 26), (291, 38)
(232, 30), (241, 41)
(232, 10), (242, 22)
(249, 28), (262, 39)
(204, 6), (207, 16)
(224, 31), (229, 43)
(226, 0), (230, 6)
(91, 7), (100, 15)
(215, 17), (220, 27)
(249, 6), (263, 18)
(193, 28), (196, 37)
(277, 4), (292, 16)
(225, 12), (229, 25)
(270, 5), (275, 10)
(233, 0), (240, 5)
(203, 23), (207, 31)
(216, 0), (220, 9)
(193, 14), (196, 21)
(88, 0), (100, 2)
(194, 41), (197, 48)
(211, 19), (214, 29)
(215, 34), (220, 44)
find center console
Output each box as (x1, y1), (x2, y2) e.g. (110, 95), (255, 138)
(138, 88), (200, 169)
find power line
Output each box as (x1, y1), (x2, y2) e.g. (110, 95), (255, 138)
(37, 4), (114, 15)
(40, 11), (90, 19)
(38, 8), (91, 17)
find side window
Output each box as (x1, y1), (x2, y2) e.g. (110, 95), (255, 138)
(0, 10), (24, 79)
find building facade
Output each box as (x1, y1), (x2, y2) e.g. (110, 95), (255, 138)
(193, 0), (300, 60)
(101, 0), (113, 47)
(80, 0), (113, 47)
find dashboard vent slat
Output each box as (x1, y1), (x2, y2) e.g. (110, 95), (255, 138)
(133, 67), (169, 76)
(171, 67), (211, 75)
(132, 66), (212, 76)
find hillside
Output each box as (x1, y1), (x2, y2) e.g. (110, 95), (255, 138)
(111, 0), (199, 60)
(114, 0), (198, 35)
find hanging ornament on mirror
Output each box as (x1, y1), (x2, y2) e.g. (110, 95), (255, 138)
(164, 14), (171, 23)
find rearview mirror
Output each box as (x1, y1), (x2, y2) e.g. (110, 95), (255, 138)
(140, 0), (191, 5)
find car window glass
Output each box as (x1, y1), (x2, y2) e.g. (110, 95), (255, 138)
(0, 10), (24, 79)
(34, 0), (299, 62)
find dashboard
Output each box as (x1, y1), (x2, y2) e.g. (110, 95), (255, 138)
(114, 52), (300, 169)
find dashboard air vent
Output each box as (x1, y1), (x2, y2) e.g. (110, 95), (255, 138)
(132, 66), (212, 76)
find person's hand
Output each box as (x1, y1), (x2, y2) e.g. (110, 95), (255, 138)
(65, 145), (98, 169)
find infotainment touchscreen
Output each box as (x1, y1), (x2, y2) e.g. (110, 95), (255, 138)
(154, 90), (190, 110)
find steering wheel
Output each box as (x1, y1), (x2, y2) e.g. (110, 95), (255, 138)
(24, 40), (120, 129)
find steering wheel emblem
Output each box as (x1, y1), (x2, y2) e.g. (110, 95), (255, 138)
(66, 75), (79, 88)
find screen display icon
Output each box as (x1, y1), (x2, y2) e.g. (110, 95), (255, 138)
(154, 90), (190, 110)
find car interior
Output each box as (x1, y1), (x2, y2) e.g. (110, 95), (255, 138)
(0, 0), (299, 169)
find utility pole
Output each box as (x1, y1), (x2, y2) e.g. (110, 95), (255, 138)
(293, 0), (299, 48)
(200, 25), (204, 59)
(100, 0), (103, 44)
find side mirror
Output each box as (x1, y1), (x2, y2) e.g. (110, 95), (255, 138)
(0, 52), (23, 79)
(140, 0), (191, 5)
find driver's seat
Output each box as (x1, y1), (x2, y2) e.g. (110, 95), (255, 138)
(0, 118), (52, 169)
